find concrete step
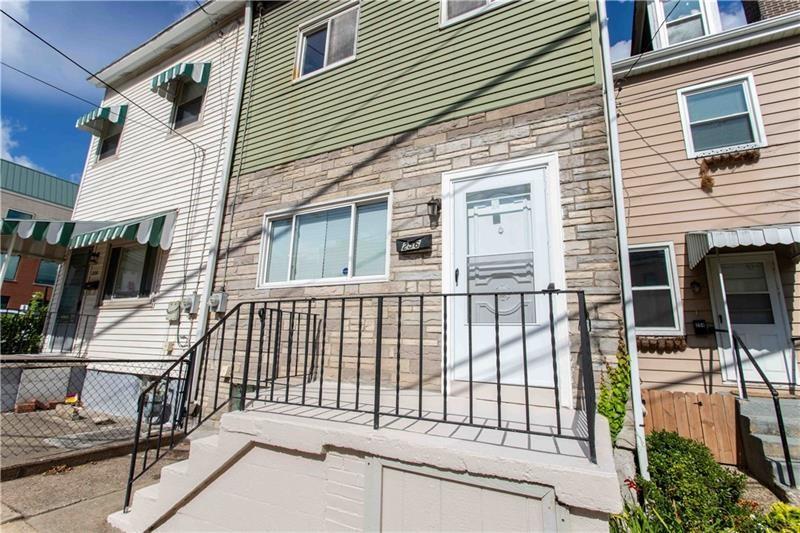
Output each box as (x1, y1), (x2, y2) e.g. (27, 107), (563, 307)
(753, 434), (800, 459)
(766, 456), (800, 489)
(745, 416), (800, 438)
(739, 398), (800, 420)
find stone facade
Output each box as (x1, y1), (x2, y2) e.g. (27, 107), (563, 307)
(210, 84), (623, 400)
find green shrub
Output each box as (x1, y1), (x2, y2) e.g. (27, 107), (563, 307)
(640, 430), (747, 532)
(0, 292), (48, 354)
(598, 336), (631, 442)
(763, 502), (800, 533)
(610, 498), (670, 533)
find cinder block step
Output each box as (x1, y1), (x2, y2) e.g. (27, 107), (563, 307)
(739, 398), (800, 420)
(767, 456), (800, 488)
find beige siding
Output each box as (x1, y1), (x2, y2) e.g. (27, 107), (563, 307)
(2, 191), (73, 220)
(50, 16), (245, 360)
(617, 37), (800, 392)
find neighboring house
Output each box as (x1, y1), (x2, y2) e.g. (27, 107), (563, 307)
(27, 2), (246, 358)
(0, 159), (78, 309)
(115, 0), (630, 530)
(615, 0), (799, 495)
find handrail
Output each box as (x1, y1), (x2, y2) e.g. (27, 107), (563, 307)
(732, 331), (796, 488)
(123, 289), (598, 511)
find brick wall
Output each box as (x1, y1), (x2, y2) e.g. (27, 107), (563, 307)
(757, 0), (800, 18)
(1, 256), (56, 310)
(211, 84), (622, 400)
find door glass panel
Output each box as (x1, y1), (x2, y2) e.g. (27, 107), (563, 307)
(466, 184), (534, 323)
(722, 262), (775, 325)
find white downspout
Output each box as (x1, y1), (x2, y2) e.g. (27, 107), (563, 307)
(596, 0), (650, 479)
(194, 0), (253, 343)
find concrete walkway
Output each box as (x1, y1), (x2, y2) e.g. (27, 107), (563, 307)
(1, 446), (188, 533)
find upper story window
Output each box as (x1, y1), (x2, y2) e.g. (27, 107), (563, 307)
(260, 196), (389, 286)
(75, 105), (127, 163)
(103, 243), (159, 299)
(677, 74), (766, 158)
(5, 209), (33, 219)
(296, 4), (359, 79)
(97, 121), (123, 161)
(629, 243), (683, 335)
(173, 80), (205, 129)
(660, 0), (709, 44)
(442, 0), (507, 25)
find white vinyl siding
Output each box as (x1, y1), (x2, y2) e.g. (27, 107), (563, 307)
(50, 16), (245, 360)
(629, 243), (683, 335)
(296, 4), (359, 79)
(677, 74), (767, 158)
(260, 196), (389, 287)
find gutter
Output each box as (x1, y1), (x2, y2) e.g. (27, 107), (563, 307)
(194, 0), (253, 344)
(596, 0), (650, 480)
(613, 11), (800, 78)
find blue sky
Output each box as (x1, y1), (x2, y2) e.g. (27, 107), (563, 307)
(1, 1), (747, 182)
(1, 0), (196, 181)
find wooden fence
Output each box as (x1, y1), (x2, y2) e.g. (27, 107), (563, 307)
(642, 390), (739, 465)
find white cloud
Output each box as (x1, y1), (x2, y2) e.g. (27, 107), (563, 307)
(720, 6), (747, 30)
(1, 119), (46, 171)
(610, 39), (632, 62)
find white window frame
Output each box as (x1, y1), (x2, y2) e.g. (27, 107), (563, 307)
(648, 0), (722, 49)
(439, 0), (514, 28)
(170, 80), (206, 131)
(630, 242), (684, 336)
(293, 2), (360, 82)
(257, 191), (392, 289)
(676, 73), (767, 158)
(94, 121), (124, 164)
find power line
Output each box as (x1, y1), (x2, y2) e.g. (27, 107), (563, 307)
(615, 1), (682, 96)
(0, 61), (181, 136)
(0, 8), (204, 154)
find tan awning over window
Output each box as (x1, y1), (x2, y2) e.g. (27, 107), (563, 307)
(686, 224), (800, 269)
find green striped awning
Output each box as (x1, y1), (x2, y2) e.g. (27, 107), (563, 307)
(151, 62), (211, 96)
(2, 219), (98, 247)
(68, 211), (177, 250)
(75, 105), (127, 136)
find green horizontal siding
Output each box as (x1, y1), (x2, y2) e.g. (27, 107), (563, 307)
(235, 0), (600, 173)
(0, 158), (78, 208)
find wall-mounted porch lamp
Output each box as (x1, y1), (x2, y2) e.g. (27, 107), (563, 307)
(426, 197), (441, 218)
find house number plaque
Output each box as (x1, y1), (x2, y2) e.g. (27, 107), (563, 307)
(396, 234), (432, 254)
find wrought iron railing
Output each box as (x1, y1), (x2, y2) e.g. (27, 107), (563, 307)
(123, 289), (597, 510)
(41, 311), (97, 355)
(732, 331), (796, 488)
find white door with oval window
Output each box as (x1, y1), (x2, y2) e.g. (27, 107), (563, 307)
(708, 253), (796, 385)
(443, 155), (571, 402)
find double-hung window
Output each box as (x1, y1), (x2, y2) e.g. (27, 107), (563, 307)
(97, 121), (123, 161)
(441, 0), (507, 25)
(629, 243), (683, 335)
(677, 74), (766, 158)
(659, 0), (708, 45)
(103, 244), (159, 299)
(296, 4), (359, 79)
(261, 196), (389, 286)
(173, 81), (205, 129)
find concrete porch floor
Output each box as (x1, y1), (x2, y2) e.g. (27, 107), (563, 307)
(240, 378), (593, 459)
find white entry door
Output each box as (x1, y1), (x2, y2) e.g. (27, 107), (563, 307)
(708, 253), (796, 385)
(445, 155), (569, 389)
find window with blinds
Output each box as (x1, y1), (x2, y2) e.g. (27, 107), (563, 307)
(262, 197), (389, 285)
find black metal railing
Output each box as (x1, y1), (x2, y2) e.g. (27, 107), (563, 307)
(123, 289), (597, 510)
(732, 331), (796, 488)
(41, 311), (97, 355)
(0, 358), (179, 465)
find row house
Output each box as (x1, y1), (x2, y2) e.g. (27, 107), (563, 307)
(1, 159), (78, 309)
(615, 0), (799, 498)
(114, 0), (633, 530)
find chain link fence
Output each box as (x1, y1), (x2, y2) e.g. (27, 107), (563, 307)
(1, 358), (181, 465)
